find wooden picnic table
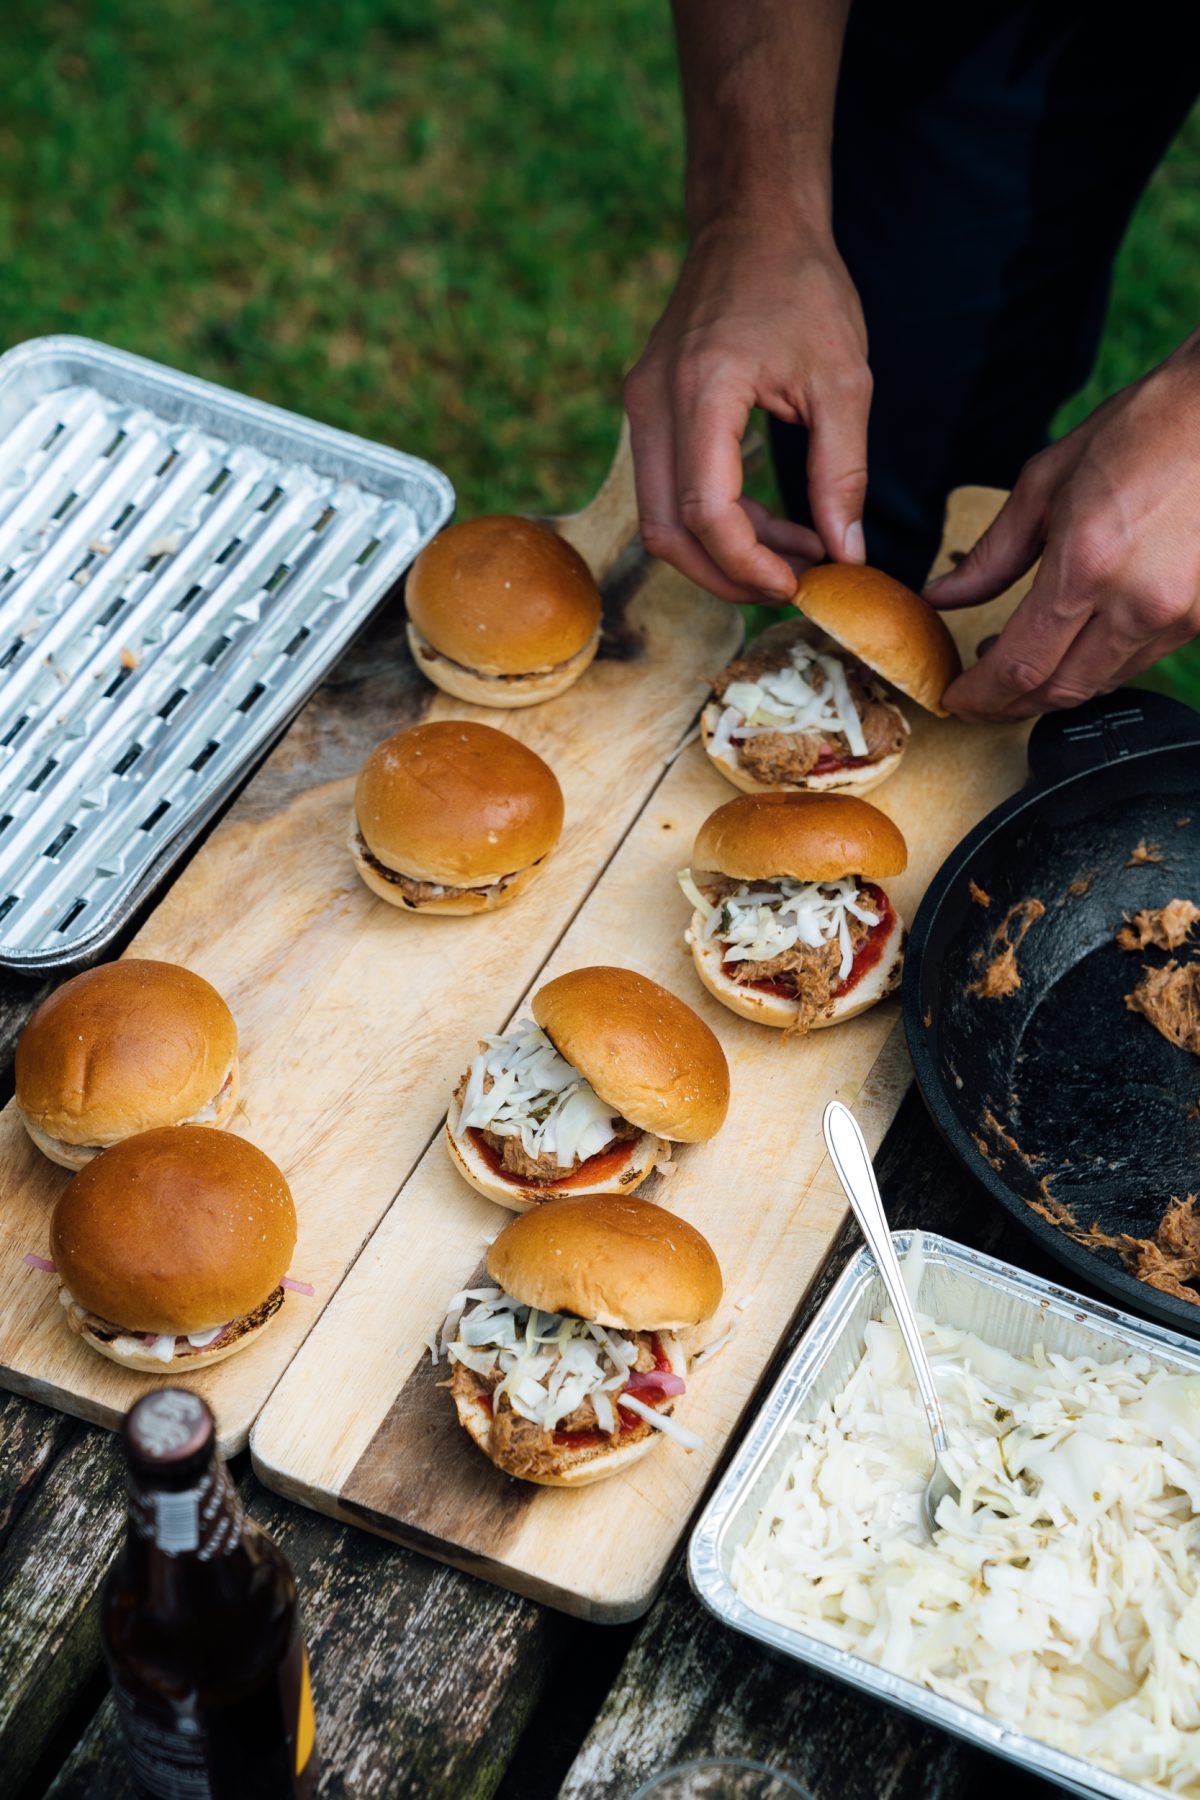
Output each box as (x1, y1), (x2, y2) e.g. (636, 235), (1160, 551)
(0, 565), (1091, 1800)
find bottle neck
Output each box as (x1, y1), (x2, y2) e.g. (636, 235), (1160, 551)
(124, 1455), (259, 1603)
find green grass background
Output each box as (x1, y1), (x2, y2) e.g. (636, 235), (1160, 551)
(4, 0), (1197, 698)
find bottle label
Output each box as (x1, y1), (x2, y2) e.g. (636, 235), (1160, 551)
(130, 1464), (245, 1560)
(112, 1682), (213, 1800)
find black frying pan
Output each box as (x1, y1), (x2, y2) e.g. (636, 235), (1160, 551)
(904, 688), (1200, 1333)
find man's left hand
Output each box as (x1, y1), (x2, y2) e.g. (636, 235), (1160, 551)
(925, 333), (1200, 721)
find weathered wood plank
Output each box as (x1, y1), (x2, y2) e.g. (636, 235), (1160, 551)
(0, 1423), (126, 1797)
(554, 1088), (1068, 1800)
(40, 1469), (578, 1800)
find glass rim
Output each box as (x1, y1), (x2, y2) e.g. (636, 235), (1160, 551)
(630, 1756), (812, 1799)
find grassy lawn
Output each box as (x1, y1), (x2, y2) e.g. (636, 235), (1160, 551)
(3, 0), (1197, 697)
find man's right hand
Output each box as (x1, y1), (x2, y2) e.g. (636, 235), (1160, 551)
(624, 215), (872, 604)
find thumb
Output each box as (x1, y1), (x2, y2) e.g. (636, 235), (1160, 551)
(925, 479), (1046, 610)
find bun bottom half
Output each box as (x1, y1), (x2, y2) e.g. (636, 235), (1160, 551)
(700, 705), (904, 797)
(689, 905), (905, 1030)
(350, 824), (545, 915)
(444, 1100), (663, 1211)
(453, 1333), (687, 1487)
(60, 1285), (279, 1372)
(18, 1061), (241, 1171)
(406, 622), (599, 709)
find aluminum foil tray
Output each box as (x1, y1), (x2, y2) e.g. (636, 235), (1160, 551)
(0, 335), (454, 969)
(690, 1231), (1200, 1800)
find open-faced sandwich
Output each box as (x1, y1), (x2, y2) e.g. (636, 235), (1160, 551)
(679, 791), (907, 1035)
(445, 965), (729, 1209)
(702, 564), (961, 796)
(436, 1193), (722, 1485)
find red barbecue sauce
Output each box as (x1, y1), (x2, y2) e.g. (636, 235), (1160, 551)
(723, 883), (893, 1000)
(553, 1335), (673, 1448)
(466, 1129), (637, 1192)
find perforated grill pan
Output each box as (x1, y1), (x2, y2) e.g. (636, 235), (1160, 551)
(904, 689), (1200, 1333)
(0, 335), (454, 969)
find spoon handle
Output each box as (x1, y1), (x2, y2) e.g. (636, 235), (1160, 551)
(822, 1100), (949, 1456)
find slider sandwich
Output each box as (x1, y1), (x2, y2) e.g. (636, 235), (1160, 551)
(405, 515), (602, 707)
(351, 720), (564, 914)
(446, 965), (730, 1209)
(679, 792), (907, 1035)
(49, 1126), (298, 1372)
(438, 1193), (722, 1485)
(702, 564), (961, 796)
(15, 959), (239, 1169)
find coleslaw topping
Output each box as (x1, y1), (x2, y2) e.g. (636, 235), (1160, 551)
(707, 641), (869, 768)
(456, 1021), (619, 1170)
(435, 1287), (699, 1448)
(679, 870), (878, 983)
(733, 1304), (1200, 1794)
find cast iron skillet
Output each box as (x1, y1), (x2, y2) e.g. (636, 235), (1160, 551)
(904, 688), (1200, 1334)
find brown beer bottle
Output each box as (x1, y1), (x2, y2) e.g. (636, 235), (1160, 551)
(101, 1389), (316, 1800)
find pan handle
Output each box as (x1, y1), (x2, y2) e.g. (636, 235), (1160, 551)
(1027, 686), (1200, 787)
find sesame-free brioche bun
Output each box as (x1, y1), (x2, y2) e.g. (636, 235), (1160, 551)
(793, 563), (961, 716)
(453, 1329), (689, 1487)
(532, 966), (730, 1144)
(405, 516), (602, 708)
(15, 961), (239, 1168)
(689, 901), (905, 1030)
(50, 1127), (296, 1340)
(443, 1104), (664, 1211)
(352, 721), (564, 912)
(693, 792), (908, 884)
(488, 1194), (723, 1330)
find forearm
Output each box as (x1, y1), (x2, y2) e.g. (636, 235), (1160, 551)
(671, 0), (851, 234)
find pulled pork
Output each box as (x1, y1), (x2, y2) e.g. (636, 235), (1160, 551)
(706, 879), (875, 1034)
(72, 1285), (285, 1355)
(451, 1337), (659, 1479)
(710, 639), (904, 784)
(480, 1112), (640, 1182)
(1125, 961), (1200, 1055)
(355, 831), (533, 904)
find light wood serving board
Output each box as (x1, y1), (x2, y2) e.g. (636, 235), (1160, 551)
(0, 428), (744, 1453)
(251, 488), (1036, 1619)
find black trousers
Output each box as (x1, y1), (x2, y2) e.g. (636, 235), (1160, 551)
(769, 2), (1200, 587)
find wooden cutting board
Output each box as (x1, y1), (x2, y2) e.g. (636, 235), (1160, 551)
(250, 487), (1036, 1619)
(0, 425), (744, 1453)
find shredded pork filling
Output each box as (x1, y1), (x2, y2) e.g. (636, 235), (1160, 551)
(680, 870), (881, 1032)
(454, 1020), (638, 1178)
(707, 637), (906, 783)
(433, 1287), (697, 1477)
(62, 1283), (285, 1363)
(355, 830), (535, 904)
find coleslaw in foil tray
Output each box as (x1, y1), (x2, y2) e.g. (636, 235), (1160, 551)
(733, 1244), (1200, 1796)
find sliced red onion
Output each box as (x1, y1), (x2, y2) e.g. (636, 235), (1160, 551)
(23, 1253), (56, 1273)
(281, 1276), (314, 1296)
(624, 1368), (686, 1399)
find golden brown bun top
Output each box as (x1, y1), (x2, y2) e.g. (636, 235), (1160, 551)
(50, 1127), (296, 1336)
(354, 721), (564, 883)
(532, 966), (729, 1143)
(792, 563), (962, 715)
(406, 516), (602, 673)
(15, 960), (237, 1144)
(487, 1194), (723, 1330)
(693, 792), (907, 883)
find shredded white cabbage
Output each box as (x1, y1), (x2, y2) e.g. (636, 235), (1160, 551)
(456, 1021), (619, 1171)
(707, 641), (870, 769)
(438, 1290), (689, 1443)
(679, 870), (877, 983)
(734, 1309), (1200, 1795)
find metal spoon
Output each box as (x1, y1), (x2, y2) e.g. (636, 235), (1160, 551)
(822, 1100), (959, 1537)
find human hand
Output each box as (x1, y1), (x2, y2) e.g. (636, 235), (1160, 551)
(623, 215), (871, 603)
(926, 338), (1200, 721)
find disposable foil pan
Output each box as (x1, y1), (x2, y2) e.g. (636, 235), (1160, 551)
(0, 335), (454, 969)
(689, 1231), (1200, 1800)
